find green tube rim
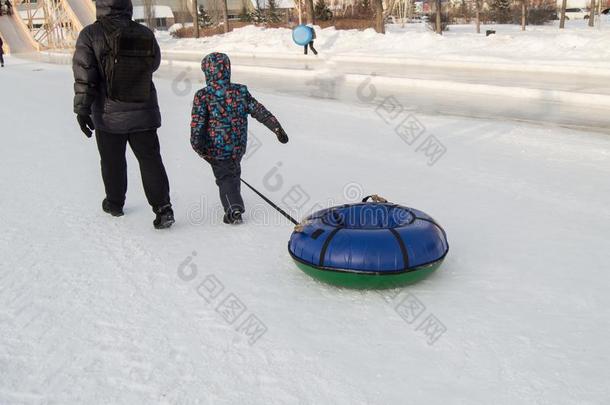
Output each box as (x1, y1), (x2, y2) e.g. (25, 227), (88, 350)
(292, 258), (445, 289)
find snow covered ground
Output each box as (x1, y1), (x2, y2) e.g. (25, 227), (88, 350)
(1, 55), (610, 404)
(158, 20), (610, 72)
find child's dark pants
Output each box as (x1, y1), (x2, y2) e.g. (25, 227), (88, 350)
(210, 159), (244, 214)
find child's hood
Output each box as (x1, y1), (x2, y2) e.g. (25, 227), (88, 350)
(201, 52), (231, 85)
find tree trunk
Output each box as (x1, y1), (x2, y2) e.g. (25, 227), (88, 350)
(559, 0), (567, 28)
(222, 0), (229, 33)
(588, 0), (595, 27)
(297, 0), (303, 24)
(144, 0), (155, 30)
(374, 0), (385, 33)
(435, 0), (442, 34)
(475, 0), (481, 33)
(306, 0), (315, 24)
(193, 0), (200, 38)
(521, 0), (527, 31)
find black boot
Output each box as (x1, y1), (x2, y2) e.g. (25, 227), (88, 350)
(102, 198), (124, 217)
(154, 204), (175, 229)
(223, 209), (243, 225)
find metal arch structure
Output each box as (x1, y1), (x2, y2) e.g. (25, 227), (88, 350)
(0, 0), (95, 52)
(0, 7), (40, 52)
(27, 0), (78, 49)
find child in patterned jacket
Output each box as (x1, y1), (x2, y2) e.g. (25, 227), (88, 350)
(190, 52), (289, 224)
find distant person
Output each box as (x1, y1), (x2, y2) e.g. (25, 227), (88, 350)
(0, 36), (4, 68)
(72, 0), (174, 229)
(2, 0), (12, 16)
(190, 52), (289, 224)
(304, 25), (318, 56)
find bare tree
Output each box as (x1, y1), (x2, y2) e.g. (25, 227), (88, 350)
(588, 0), (595, 27)
(559, 0), (567, 28)
(222, 0), (229, 33)
(207, 0), (222, 24)
(435, 0), (442, 34)
(306, 0), (315, 23)
(144, 0), (155, 30)
(374, 0), (385, 33)
(193, 0), (200, 38)
(521, 0), (527, 30)
(475, 0), (481, 33)
(296, 0), (303, 23)
(176, 0), (190, 24)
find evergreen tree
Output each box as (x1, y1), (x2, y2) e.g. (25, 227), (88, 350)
(198, 5), (213, 27)
(314, 0), (333, 20)
(249, 6), (267, 23)
(491, 0), (512, 23)
(266, 0), (282, 23)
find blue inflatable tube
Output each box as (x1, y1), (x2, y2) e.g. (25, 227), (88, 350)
(292, 25), (313, 46)
(288, 196), (449, 288)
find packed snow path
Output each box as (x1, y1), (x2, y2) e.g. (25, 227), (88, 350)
(1, 57), (609, 404)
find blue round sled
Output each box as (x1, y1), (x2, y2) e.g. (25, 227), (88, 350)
(292, 25), (313, 46)
(288, 195), (449, 289)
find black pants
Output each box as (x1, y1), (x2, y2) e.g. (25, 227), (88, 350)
(210, 159), (244, 214)
(95, 129), (170, 212)
(304, 41), (318, 55)
(0, 52), (4, 66)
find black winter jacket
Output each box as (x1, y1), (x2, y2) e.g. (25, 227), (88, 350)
(72, 0), (161, 134)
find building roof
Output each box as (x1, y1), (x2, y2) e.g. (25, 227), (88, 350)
(132, 5), (175, 20)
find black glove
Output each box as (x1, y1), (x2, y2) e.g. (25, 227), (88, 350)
(274, 127), (289, 144)
(77, 114), (95, 138)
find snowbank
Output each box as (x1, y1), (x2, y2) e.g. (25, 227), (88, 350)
(157, 20), (610, 70)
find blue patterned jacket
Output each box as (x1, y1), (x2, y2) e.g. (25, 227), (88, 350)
(190, 52), (281, 161)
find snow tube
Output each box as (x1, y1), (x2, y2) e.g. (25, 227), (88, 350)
(292, 25), (313, 46)
(288, 195), (449, 289)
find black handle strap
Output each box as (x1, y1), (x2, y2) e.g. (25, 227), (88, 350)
(240, 178), (299, 226)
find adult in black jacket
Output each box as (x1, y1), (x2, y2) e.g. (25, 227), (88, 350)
(72, 0), (174, 229)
